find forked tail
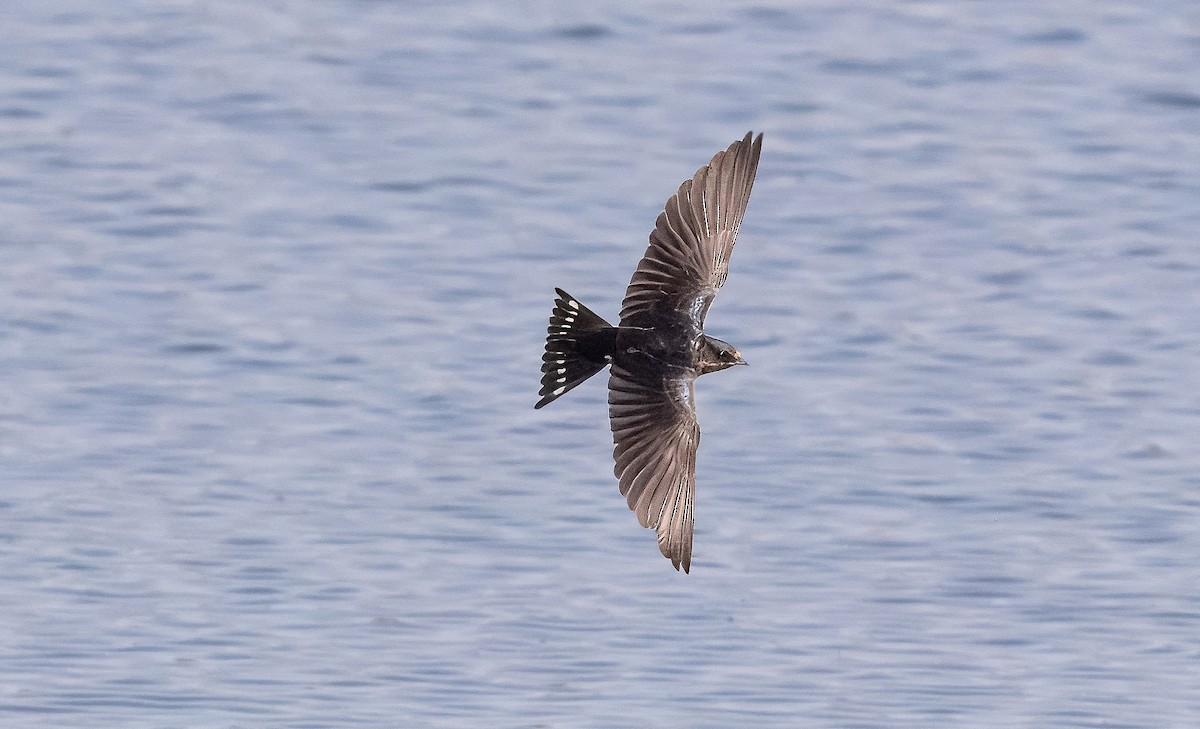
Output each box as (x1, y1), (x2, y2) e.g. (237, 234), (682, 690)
(536, 288), (616, 409)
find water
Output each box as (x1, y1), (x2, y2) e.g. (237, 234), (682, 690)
(2, 2), (1199, 727)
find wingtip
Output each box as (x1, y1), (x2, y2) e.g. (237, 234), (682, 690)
(738, 130), (763, 147)
(664, 545), (692, 574)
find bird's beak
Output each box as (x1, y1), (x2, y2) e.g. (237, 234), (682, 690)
(735, 354), (748, 366)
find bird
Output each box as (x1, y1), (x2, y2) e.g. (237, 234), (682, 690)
(535, 132), (763, 573)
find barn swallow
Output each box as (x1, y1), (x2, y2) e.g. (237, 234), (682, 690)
(536, 132), (762, 572)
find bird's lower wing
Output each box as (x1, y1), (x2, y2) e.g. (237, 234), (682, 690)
(608, 365), (701, 572)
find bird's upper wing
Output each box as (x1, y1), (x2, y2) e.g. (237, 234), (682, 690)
(608, 365), (701, 573)
(619, 132), (762, 326)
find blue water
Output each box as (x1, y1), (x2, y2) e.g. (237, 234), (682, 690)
(2, 2), (1199, 727)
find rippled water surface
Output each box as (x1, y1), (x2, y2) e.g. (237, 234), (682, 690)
(3, 2), (1199, 727)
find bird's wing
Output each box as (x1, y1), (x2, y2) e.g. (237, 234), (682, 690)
(608, 365), (701, 573)
(619, 132), (762, 326)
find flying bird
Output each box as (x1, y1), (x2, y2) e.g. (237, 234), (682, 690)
(536, 132), (762, 573)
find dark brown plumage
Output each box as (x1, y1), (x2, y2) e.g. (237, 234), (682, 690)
(536, 132), (763, 572)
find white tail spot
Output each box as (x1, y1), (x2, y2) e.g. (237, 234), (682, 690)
(552, 386), (566, 396)
(567, 300), (579, 310)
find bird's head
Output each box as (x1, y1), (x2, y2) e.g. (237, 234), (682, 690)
(698, 336), (747, 375)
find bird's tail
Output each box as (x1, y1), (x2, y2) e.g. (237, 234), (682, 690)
(536, 288), (615, 409)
